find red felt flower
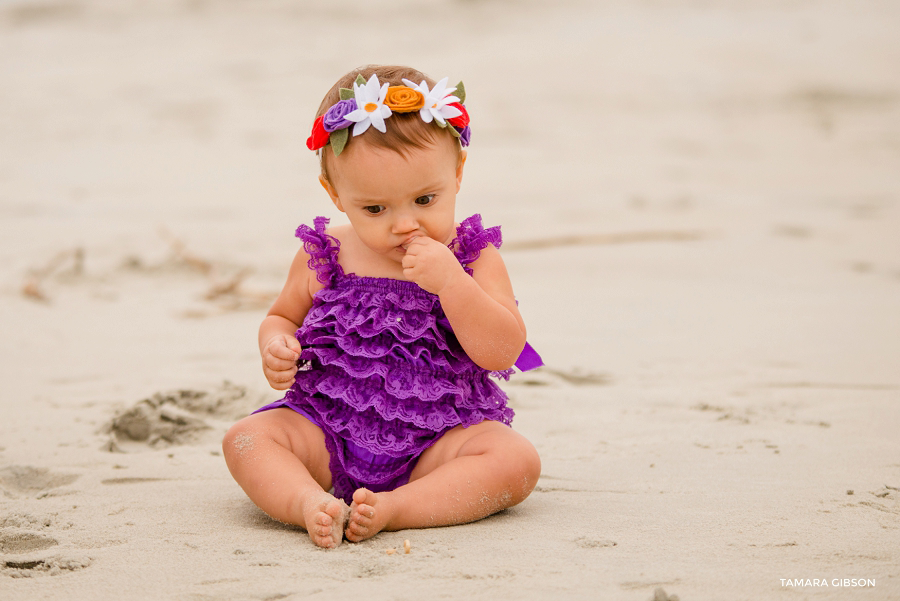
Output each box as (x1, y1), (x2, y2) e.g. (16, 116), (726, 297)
(447, 103), (469, 129)
(306, 115), (330, 151)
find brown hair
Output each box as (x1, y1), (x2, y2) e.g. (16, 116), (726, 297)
(315, 65), (461, 182)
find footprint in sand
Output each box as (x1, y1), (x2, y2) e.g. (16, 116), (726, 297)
(103, 381), (260, 452)
(1, 555), (92, 578)
(0, 466), (80, 499)
(0, 513), (90, 578)
(0, 530), (58, 554)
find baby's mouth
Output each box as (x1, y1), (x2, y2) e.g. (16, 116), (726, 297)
(400, 235), (421, 250)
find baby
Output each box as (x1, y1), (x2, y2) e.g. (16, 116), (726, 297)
(223, 64), (542, 548)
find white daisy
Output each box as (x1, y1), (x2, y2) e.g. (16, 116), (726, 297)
(344, 74), (393, 136)
(402, 77), (462, 125)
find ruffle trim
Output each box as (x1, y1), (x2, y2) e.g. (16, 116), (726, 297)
(294, 367), (510, 428)
(296, 216), (344, 286)
(302, 296), (443, 345)
(301, 335), (459, 373)
(284, 372), (514, 456)
(451, 213), (503, 276)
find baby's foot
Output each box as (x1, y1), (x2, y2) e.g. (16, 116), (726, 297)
(345, 488), (392, 542)
(303, 492), (350, 549)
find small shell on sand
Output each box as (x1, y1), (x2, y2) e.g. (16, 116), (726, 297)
(403, 539), (411, 554)
(385, 548), (396, 555)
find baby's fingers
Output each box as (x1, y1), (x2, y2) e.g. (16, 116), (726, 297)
(265, 353), (297, 372)
(401, 263), (418, 283)
(283, 336), (302, 355)
(263, 364), (298, 390)
(401, 252), (417, 270)
(269, 340), (300, 361)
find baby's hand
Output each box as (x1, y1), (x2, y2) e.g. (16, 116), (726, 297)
(401, 236), (464, 295)
(262, 334), (302, 390)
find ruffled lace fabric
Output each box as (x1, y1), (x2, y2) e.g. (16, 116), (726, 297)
(272, 214), (514, 500)
(451, 214), (503, 276)
(296, 216), (344, 285)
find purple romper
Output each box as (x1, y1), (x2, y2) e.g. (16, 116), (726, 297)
(253, 214), (541, 504)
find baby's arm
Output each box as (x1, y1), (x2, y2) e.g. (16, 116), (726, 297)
(259, 249), (316, 390)
(402, 238), (525, 371)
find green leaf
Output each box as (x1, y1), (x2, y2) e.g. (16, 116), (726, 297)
(447, 125), (461, 138)
(355, 74), (367, 86)
(339, 87), (354, 100)
(455, 81), (466, 104)
(330, 127), (349, 156)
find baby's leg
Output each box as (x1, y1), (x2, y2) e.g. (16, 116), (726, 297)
(222, 408), (349, 548)
(344, 421), (540, 542)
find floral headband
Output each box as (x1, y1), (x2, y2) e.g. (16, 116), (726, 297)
(306, 74), (471, 156)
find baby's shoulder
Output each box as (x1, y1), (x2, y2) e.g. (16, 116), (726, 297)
(466, 240), (503, 272)
(323, 222), (353, 242)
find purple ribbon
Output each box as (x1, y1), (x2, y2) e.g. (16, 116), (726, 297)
(514, 342), (543, 371)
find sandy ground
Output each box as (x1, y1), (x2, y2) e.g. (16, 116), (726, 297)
(1, 0), (899, 599)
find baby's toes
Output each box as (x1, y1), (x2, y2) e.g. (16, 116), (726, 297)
(345, 488), (387, 542)
(353, 505), (375, 525)
(351, 487), (379, 510)
(346, 519), (370, 539)
(310, 514), (334, 542)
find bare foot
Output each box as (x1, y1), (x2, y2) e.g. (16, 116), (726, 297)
(303, 492), (350, 549)
(345, 488), (393, 542)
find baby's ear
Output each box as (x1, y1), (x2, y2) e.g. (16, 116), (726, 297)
(455, 150), (467, 192)
(319, 175), (344, 212)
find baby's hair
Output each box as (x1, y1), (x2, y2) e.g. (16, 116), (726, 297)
(315, 64), (462, 183)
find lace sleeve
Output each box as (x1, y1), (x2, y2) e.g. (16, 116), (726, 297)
(295, 216), (343, 286)
(451, 214), (503, 276)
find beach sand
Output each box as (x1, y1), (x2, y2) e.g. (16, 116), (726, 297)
(1, 0), (899, 598)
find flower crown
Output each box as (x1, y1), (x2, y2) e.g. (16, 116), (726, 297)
(306, 74), (471, 156)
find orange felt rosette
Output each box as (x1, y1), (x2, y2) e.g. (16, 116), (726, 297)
(384, 86), (425, 113)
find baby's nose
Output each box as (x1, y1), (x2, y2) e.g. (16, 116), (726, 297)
(392, 213), (418, 233)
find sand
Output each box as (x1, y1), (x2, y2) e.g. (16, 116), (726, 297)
(1, 0), (899, 598)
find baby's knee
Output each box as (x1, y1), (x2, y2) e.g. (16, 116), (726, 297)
(495, 435), (541, 500)
(222, 419), (260, 465)
(513, 440), (541, 497)
(520, 442), (542, 489)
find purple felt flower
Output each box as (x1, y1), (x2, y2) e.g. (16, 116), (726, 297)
(457, 125), (471, 147)
(323, 99), (357, 132)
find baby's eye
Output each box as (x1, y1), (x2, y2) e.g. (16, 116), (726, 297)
(363, 205), (385, 215)
(414, 194), (435, 206)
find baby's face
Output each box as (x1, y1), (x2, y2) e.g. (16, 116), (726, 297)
(324, 139), (465, 264)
